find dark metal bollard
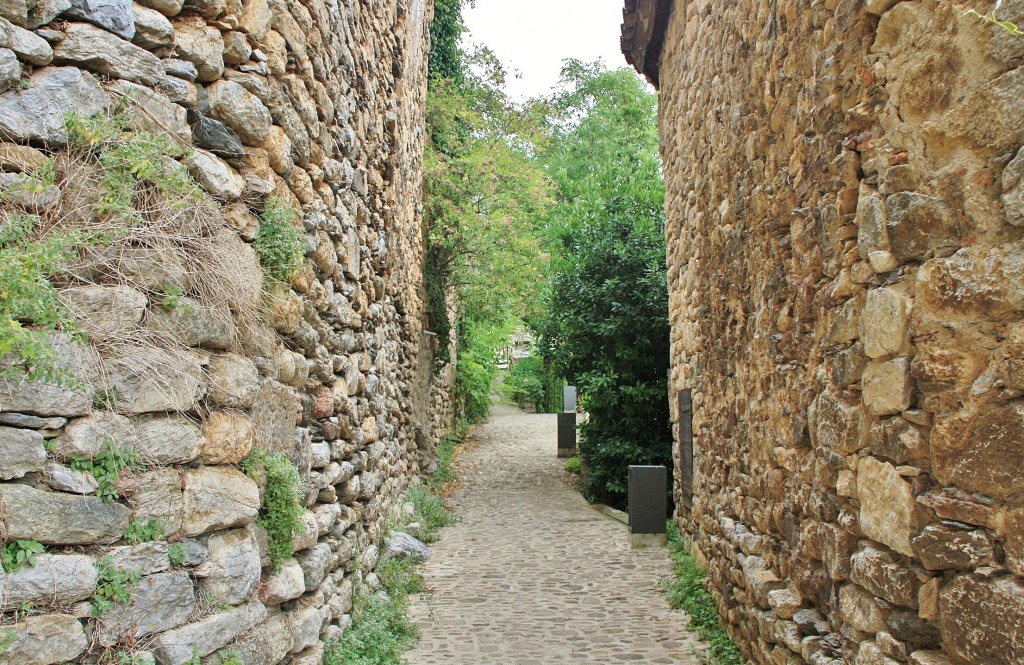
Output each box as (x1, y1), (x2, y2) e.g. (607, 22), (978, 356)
(557, 412), (576, 458)
(628, 465), (667, 548)
(563, 385), (577, 412)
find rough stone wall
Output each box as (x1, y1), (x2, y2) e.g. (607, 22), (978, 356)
(658, 1), (1024, 664)
(0, 0), (444, 662)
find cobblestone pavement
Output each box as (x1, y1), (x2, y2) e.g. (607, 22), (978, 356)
(405, 404), (702, 664)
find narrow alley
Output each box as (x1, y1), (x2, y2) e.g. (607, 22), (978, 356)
(404, 404), (699, 664)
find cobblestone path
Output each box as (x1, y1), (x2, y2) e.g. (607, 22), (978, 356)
(405, 404), (701, 664)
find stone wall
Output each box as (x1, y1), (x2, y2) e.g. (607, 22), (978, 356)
(0, 0), (445, 662)
(645, 0), (1024, 663)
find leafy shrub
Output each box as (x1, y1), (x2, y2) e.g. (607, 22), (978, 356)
(1, 539), (45, 573)
(70, 439), (140, 503)
(91, 557), (139, 615)
(564, 456), (581, 474)
(242, 450), (305, 571)
(453, 339), (495, 424)
(323, 555), (422, 665)
(503, 355), (545, 409)
(123, 519), (163, 544)
(406, 485), (454, 544)
(255, 197), (304, 283)
(665, 526), (744, 665)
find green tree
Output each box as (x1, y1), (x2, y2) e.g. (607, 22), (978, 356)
(539, 62), (671, 508)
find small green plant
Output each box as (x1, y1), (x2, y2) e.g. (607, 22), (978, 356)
(1, 539), (45, 573)
(168, 542), (188, 567)
(183, 648), (201, 665)
(322, 556), (422, 665)
(218, 650), (243, 665)
(0, 627), (16, 655)
(91, 557), (140, 616)
(664, 525), (744, 665)
(124, 518), (163, 544)
(242, 450), (305, 571)
(564, 456), (581, 474)
(92, 386), (121, 410)
(405, 485), (454, 544)
(71, 439), (139, 503)
(966, 7), (1024, 36)
(254, 197), (304, 283)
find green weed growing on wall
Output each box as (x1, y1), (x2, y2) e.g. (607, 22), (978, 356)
(70, 440), (140, 504)
(91, 557), (140, 616)
(1, 539), (45, 573)
(255, 197), (304, 283)
(242, 450), (305, 571)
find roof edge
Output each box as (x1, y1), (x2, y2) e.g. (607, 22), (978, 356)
(620, 0), (672, 88)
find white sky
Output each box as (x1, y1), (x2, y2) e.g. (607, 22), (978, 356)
(461, 0), (631, 101)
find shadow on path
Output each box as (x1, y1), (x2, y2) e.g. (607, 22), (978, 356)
(404, 404), (701, 664)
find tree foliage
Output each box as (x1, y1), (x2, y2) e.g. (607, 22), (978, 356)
(537, 62), (671, 509)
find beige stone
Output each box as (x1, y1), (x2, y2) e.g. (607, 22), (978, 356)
(0, 614), (88, 665)
(181, 466), (259, 536)
(201, 410), (254, 464)
(861, 285), (910, 359)
(931, 403), (1024, 499)
(857, 456), (921, 556)
(940, 575), (1024, 664)
(862, 358), (912, 416)
(840, 583), (887, 633)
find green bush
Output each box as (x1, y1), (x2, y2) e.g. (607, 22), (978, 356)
(564, 456), (581, 474)
(503, 355), (544, 409)
(665, 526), (744, 665)
(242, 450), (305, 571)
(453, 340), (495, 424)
(406, 485), (454, 544)
(322, 555), (422, 665)
(70, 439), (140, 504)
(255, 197), (304, 283)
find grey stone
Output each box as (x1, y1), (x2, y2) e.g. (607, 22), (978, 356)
(0, 172), (61, 210)
(162, 74), (198, 107)
(0, 554), (97, 609)
(0, 614), (88, 665)
(130, 2), (171, 48)
(287, 606), (321, 654)
(296, 542), (331, 591)
(222, 30), (250, 65)
(261, 558), (304, 605)
(206, 352), (259, 408)
(164, 57), (196, 81)
(230, 610), (294, 665)
(171, 17), (222, 82)
(187, 109), (244, 159)
(0, 0), (27, 26)
(43, 460), (99, 494)
(99, 348), (204, 414)
(0, 484), (129, 544)
(0, 426), (45, 479)
(184, 148), (245, 201)
(97, 571), (195, 645)
(385, 530), (430, 562)
(55, 411), (134, 459)
(133, 415), (204, 464)
(26, 0), (71, 28)
(150, 598), (266, 665)
(52, 22), (163, 87)
(146, 298), (235, 349)
(107, 541), (171, 575)
(130, 468), (185, 534)
(0, 413), (65, 428)
(0, 46), (18, 93)
(64, 0), (134, 39)
(107, 79), (189, 144)
(59, 285), (147, 341)
(195, 527), (260, 605)
(181, 466), (259, 536)
(206, 79), (271, 144)
(0, 16), (53, 65)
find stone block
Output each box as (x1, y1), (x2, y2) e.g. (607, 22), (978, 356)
(809, 389), (863, 454)
(0, 614), (88, 665)
(295, 542), (331, 591)
(857, 456), (924, 556)
(840, 583), (887, 633)
(287, 606), (321, 653)
(0, 16), (53, 65)
(171, 16), (223, 82)
(0, 68), (106, 147)
(229, 610), (293, 665)
(207, 79), (272, 144)
(0, 554), (97, 609)
(885, 192), (958, 262)
(262, 558), (305, 605)
(133, 415), (204, 464)
(864, 417), (927, 465)
(52, 22), (164, 86)
(100, 348), (204, 414)
(0, 426), (45, 479)
(42, 461), (99, 494)
(180, 466), (259, 536)
(931, 402), (1024, 499)
(910, 525), (993, 571)
(200, 410), (254, 464)
(916, 244), (1024, 319)
(850, 546), (923, 608)
(150, 598), (266, 664)
(108, 79), (188, 142)
(0, 484), (129, 545)
(862, 358), (912, 416)
(861, 285), (910, 359)
(1001, 145), (1024, 226)
(97, 571), (195, 645)
(195, 527), (260, 605)
(130, 468), (185, 534)
(1003, 508), (1024, 576)
(107, 541), (171, 575)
